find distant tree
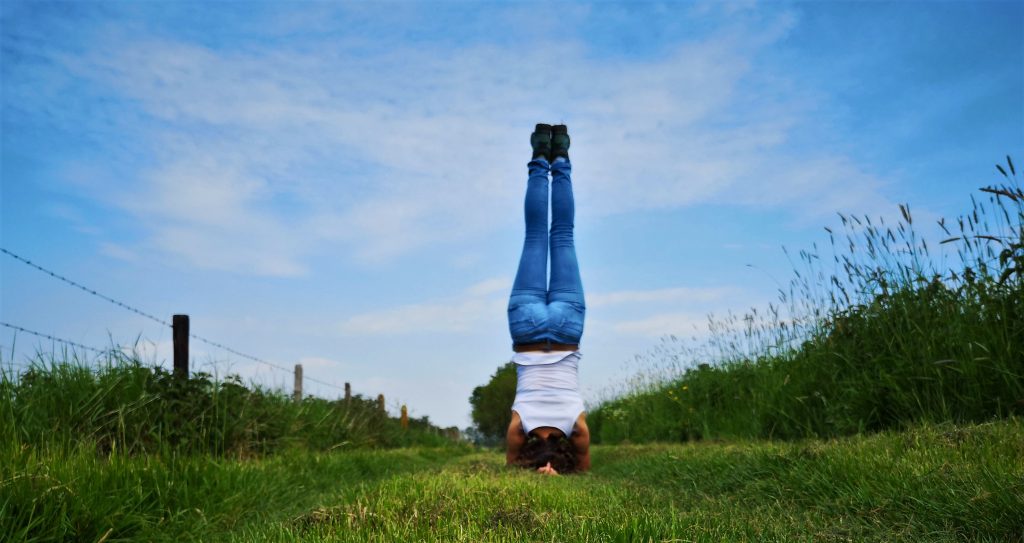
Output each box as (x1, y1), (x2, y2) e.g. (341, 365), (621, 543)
(469, 362), (517, 443)
(462, 426), (494, 447)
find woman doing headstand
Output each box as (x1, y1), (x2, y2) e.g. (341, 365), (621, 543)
(505, 123), (589, 475)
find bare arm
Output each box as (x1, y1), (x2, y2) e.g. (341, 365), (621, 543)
(572, 413), (591, 472)
(505, 411), (526, 466)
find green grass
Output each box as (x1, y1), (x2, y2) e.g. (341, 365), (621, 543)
(0, 353), (463, 541)
(3, 420), (1021, 541)
(1, 353), (452, 457)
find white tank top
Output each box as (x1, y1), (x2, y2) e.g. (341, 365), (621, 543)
(511, 351), (584, 436)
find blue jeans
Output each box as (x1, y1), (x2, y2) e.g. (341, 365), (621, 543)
(508, 157), (586, 346)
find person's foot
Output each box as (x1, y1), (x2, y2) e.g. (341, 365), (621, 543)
(530, 123), (552, 161)
(550, 124), (570, 161)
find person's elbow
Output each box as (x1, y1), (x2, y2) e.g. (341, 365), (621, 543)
(576, 450), (591, 472)
(505, 426), (525, 465)
(572, 429), (591, 471)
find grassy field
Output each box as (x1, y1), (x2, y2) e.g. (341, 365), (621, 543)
(3, 419), (1021, 542)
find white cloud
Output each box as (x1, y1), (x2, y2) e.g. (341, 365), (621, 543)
(26, 5), (897, 275)
(339, 281), (743, 337)
(727, 154), (899, 224)
(611, 312), (710, 338)
(588, 286), (736, 307)
(98, 242), (138, 262)
(340, 294), (506, 336)
(296, 356), (349, 372)
(338, 277), (509, 335)
(44, 202), (103, 236)
(466, 277), (511, 297)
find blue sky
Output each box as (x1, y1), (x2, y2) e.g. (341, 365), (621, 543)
(2, 1), (1021, 428)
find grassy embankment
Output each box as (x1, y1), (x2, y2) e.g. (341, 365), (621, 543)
(589, 158), (1024, 443)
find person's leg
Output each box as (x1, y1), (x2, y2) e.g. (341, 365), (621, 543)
(508, 157), (551, 344)
(547, 156), (585, 344)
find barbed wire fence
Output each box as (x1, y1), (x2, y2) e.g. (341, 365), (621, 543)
(0, 247), (378, 407)
(0, 321), (107, 355)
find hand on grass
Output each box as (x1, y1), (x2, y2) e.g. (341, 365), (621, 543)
(536, 462), (559, 476)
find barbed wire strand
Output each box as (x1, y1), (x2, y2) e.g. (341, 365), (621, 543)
(1, 321), (345, 391)
(2, 247), (345, 392)
(1, 247), (171, 328)
(191, 333), (348, 389)
(306, 377), (345, 390)
(0, 321), (106, 354)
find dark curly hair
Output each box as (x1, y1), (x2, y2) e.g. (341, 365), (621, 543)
(515, 433), (579, 474)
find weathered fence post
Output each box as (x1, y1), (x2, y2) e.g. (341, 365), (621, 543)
(345, 382), (351, 402)
(377, 394), (385, 412)
(401, 404), (408, 430)
(293, 364), (303, 402)
(172, 314), (189, 378)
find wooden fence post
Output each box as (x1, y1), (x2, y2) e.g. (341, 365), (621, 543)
(345, 382), (351, 402)
(293, 364), (303, 402)
(401, 404), (408, 430)
(172, 314), (189, 378)
(377, 394), (385, 412)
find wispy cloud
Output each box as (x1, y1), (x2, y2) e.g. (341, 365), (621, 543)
(611, 312), (711, 338)
(44, 202), (102, 236)
(339, 278), (508, 335)
(5, 4), (900, 275)
(98, 242), (138, 263)
(589, 286), (736, 307)
(340, 281), (743, 337)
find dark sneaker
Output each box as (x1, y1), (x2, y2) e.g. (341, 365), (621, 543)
(551, 124), (570, 161)
(530, 123), (552, 160)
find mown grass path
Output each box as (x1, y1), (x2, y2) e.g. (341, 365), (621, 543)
(250, 421), (1023, 542)
(5, 420), (1022, 542)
